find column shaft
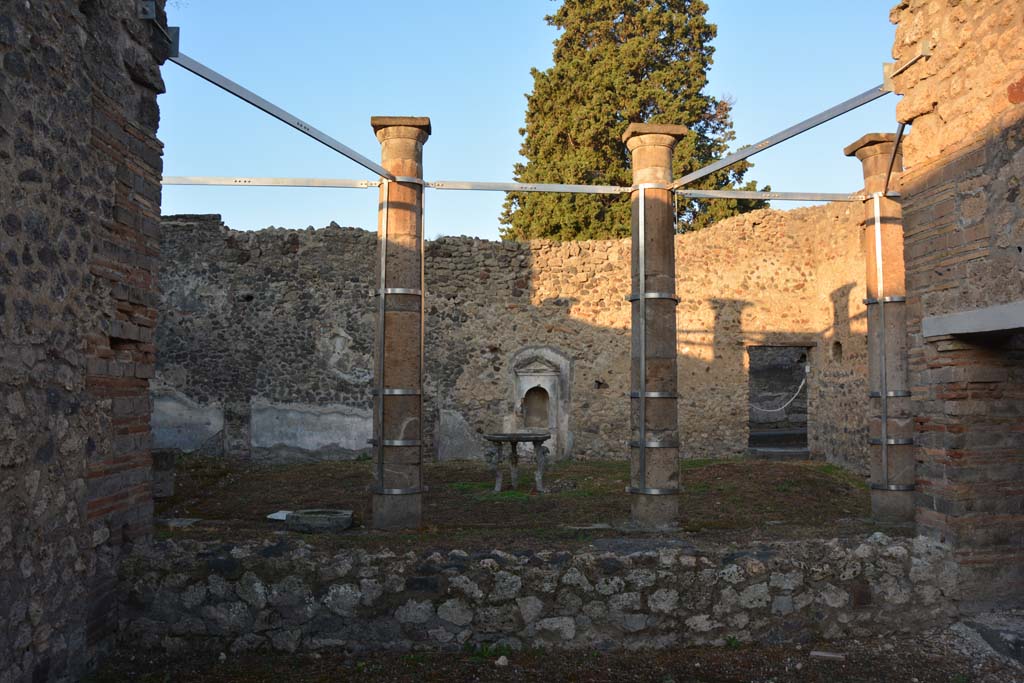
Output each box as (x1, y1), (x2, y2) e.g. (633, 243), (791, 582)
(371, 116), (431, 529)
(845, 133), (914, 522)
(623, 123), (688, 528)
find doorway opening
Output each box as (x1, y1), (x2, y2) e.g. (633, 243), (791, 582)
(747, 346), (809, 459)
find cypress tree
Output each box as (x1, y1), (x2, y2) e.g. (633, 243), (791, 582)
(500, 0), (766, 241)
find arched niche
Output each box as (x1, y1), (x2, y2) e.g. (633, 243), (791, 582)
(508, 346), (572, 460)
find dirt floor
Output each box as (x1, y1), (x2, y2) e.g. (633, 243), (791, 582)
(130, 458), (1024, 682)
(90, 627), (1024, 683)
(155, 455), (887, 551)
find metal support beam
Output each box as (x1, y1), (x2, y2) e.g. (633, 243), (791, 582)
(672, 84), (890, 189)
(169, 53), (394, 180)
(675, 189), (873, 202)
(883, 123), (906, 197)
(427, 180), (628, 194)
(161, 176), (379, 189)
(161, 176), (894, 203)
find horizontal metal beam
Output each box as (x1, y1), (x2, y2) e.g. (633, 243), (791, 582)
(427, 180), (629, 195)
(162, 176), (379, 189)
(672, 84), (890, 189)
(676, 189), (867, 202)
(169, 52), (394, 180)
(161, 176), (901, 202)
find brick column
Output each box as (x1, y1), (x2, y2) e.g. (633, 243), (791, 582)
(623, 123), (688, 528)
(845, 133), (914, 522)
(370, 116), (431, 529)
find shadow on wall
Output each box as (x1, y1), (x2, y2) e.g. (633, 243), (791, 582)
(154, 206), (869, 472)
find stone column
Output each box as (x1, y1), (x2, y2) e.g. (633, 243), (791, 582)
(844, 133), (914, 522)
(371, 116), (431, 529)
(623, 123), (688, 528)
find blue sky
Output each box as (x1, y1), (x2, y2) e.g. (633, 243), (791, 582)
(159, 1), (898, 239)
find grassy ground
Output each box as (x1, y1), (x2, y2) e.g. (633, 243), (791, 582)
(156, 455), (878, 551)
(120, 458), (1017, 683)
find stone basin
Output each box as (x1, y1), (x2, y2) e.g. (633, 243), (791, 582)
(285, 509), (353, 533)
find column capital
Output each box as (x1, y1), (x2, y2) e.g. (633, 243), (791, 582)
(621, 123), (688, 152)
(844, 132), (898, 162)
(845, 132), (904, 191)
(371, 116), (432, 144)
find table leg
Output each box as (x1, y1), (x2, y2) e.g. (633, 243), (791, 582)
(493, 443), (504, 493)
(510, 441), (519, 490)
(534, 440), (547, 493)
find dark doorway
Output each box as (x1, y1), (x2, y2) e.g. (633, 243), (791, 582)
(747, 346), (809, 459)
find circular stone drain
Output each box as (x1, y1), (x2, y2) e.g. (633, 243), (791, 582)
(285, 509), (353, 533)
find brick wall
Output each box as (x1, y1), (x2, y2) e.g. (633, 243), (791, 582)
(889, 0), (1024, 608)
(0, 1), (166, 680)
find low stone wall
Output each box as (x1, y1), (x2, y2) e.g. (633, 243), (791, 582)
(120, 533), (958, 653)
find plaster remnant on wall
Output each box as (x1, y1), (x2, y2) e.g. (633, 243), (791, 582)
(152, 387), (224, 453)
(317, 326), (372, 385)
(250, 401), (373, 463)
(436, 410), (486, 461)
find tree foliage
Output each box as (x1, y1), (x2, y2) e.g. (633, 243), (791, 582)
(500, 0), (767, 241)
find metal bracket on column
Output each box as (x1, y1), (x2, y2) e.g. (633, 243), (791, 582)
(863, 296), (906, 305)
(137, 1), (179, 57)
(626, 292), (679, 303)
(630, 392), (677, 399)
(882, 40), (933, 92)
(374, 487), (426, 495)
(869, 390), (911, 398)
(369, 439), (422, 447)
(870, 483), (916, 492)
(626, 487), (679, 495)
(869, 438), (914, 446)
(393, 176), (426, 185)
(379, 288), (422, 296)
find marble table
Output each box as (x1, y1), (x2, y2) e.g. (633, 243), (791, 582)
(483, 432), (551, 494)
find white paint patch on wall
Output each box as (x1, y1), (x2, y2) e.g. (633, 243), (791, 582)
(152, 388), (224, 452)
(250, 401), (373, 455)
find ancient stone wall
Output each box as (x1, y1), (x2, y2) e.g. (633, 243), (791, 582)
(889, 0), (1024, 608)
(119, 533), (957, 653)
(0, 1), (167, 680)
(154, 216), (378, 462)
(156, 201), (869, 470)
